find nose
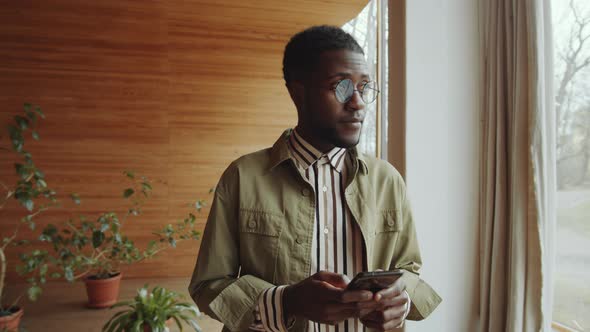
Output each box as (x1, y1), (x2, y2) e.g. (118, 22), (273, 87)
(346, 90), (366, 111)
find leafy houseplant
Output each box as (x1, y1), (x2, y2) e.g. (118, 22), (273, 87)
(102, 285), (202, 332)
(0, 104), (62, 331)
(33, 171), (203, 308)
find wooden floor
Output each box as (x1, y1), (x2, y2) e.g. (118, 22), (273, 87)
(6, 277), (223, 332)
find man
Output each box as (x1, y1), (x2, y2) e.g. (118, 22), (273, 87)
(189, 25), (441, 332)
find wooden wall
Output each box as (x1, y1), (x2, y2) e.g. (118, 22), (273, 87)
(0, 0), (368, 281)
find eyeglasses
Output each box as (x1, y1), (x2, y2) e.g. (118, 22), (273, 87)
(332, 79), (380, 104)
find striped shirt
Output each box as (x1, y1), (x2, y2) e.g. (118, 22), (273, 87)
(254, 128), (366, 332)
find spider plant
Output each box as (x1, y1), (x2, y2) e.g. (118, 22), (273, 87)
(102, 285), (202, 332)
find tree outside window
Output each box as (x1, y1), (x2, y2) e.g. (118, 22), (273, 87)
(552, 0), (590, 330)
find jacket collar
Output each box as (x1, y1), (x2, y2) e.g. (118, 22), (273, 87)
(269, 129), (368, 175)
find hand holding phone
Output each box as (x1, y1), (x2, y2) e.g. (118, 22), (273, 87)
(346, 270), (404, 293)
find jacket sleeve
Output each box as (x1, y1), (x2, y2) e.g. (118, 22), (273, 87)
(188, 162), (275, 331)
(390, 181), (442, 321)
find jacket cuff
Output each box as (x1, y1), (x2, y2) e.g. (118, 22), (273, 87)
(209, 275), (274, 331)
(401, 271), (442, 320)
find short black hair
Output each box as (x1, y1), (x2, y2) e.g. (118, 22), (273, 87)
(282, 25), (364, 85)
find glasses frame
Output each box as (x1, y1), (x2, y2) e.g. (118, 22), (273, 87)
(331, 78), (381, 104)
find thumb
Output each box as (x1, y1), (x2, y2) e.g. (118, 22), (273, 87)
(313, 271), (351, 288)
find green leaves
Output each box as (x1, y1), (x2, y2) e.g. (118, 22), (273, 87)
(168, 238), (176, 248)
(36, 179), (47, 188)
(34, 169), (44, 179)
(16, 248), (57, 302)
(12, 166), (205, 295)
(28, 284), (42, 301)
(123, 188), (134, 198)
(64, 266), (74, 282)
(195, 200), (204, 211)
(14, 163), (27, 179)
(24, 199), (34, 212)
(92, 230), (105, 248)
(70, 193), (81, 205)
(14, 115), (29, 130)
(3, 104), (78, 307)
(100, 223), (109, 233)
(34, 106), (45, 119)
(102, 285), (202, 332)
(7, 126), (23, 153)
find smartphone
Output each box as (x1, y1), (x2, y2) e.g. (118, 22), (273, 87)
(346, 270), (404, 292)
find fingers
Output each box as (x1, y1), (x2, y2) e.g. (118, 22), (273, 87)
(373, 293), (408, 310)
(358, 291), (408, 315)
(360, 306), (407, 330)
(316, 280), (373, 304)
(318, 303), (365, 324)
(313, 271), (375, 304)
(313, 271), (351, 288)
(361, 316), (405, 331)
(374, 278), (406, 301)
(357, 291), (409, 323)
(341, 289), (373, 303)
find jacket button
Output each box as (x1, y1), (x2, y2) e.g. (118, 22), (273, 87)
(387, 220), (395, 226)
(301, 188), (310, 196)
(248, 220), (257, 228)
(295, 237), (303, 244)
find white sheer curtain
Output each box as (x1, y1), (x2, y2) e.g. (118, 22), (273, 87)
(478, 0), (555, 331)
(343, 0), (378, 157)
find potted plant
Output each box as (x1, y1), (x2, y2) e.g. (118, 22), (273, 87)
(103, 285), (202, 332)
(35, 171), (203, 308)
(0, 103), (64, 331)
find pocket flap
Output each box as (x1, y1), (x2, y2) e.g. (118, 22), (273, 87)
(376, 210), (403, 233)
(239, 209), (282, 237)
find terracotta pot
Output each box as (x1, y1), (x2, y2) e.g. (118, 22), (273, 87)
(84, 272), (122, 308)
(142, 318), (172, 332)
(0, 306), (24, 332)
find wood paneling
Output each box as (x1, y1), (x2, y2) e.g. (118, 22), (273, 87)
(0, 0), (368, 280)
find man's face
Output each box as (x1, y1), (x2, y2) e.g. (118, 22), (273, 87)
(296, 49), (370, 149)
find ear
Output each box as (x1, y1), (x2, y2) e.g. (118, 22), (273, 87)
(286, 81), (306, 111)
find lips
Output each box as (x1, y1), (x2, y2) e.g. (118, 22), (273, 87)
(340, 119), (364, 124)
(340, 121), (362, 130)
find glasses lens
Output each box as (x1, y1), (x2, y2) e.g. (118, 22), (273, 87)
(335, 79), (354, 103)
(361, 81), (378, 104)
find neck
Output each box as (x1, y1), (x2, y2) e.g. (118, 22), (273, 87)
(294, 125), (335, 153)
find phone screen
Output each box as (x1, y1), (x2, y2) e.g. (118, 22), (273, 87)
(347, 270), (404, 292)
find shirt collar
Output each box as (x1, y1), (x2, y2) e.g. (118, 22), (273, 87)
(269, 129), (368, 175)
(288, 128), (347, 173)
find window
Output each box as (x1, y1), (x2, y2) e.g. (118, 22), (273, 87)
(552, 0), (590, 330)
(343, 0), (387, 158)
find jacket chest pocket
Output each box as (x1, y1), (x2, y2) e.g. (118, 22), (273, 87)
(238, 209), (283, 282)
